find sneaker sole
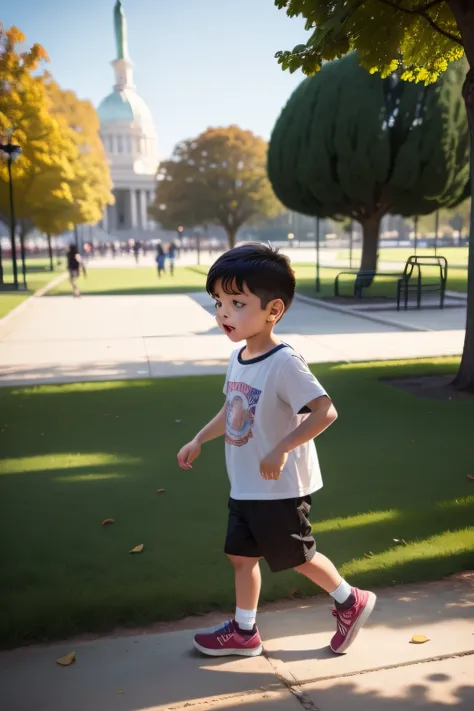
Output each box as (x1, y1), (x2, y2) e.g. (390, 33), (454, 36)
(330, 592), (377, 654)
(193, 639), (263, 657)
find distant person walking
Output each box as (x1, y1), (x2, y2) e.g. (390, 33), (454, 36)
(168, 241), (178, 276)
(156, 243), (166, 278)
(67, 244), (86, 298)
(133, 240), (140, 264)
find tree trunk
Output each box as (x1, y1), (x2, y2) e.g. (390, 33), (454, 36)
(225, 227), (237, 249)
(46, 232), (54, 272)
(357, 214), (381, 289)
(453, 68), (474, 391)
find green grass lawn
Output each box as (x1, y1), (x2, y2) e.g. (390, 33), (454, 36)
(0, 261), (59, 319)
(44, 260), (467, 302)
(337, 247), (469, 269)
(1, 357), (473, 647)
(294, 264), (467, 298)
(48, 266), (207, 296)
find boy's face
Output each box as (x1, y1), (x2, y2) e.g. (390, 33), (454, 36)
(211, 279), (283, 342)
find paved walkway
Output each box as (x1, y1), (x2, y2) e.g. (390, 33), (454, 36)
(1, 576), (473, 711)
(0, 291), (465, 386)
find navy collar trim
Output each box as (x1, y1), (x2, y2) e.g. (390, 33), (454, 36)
(238, 342), (289, 365)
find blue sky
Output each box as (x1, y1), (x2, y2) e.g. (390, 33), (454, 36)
(4, 0), (309, 157)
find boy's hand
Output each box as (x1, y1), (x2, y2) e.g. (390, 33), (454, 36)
(260, 446), (288, 480)
(177, 439), (201, 470)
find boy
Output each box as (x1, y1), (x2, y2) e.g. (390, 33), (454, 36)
(177, 244), (375, 657)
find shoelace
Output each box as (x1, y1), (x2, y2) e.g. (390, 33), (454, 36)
(216, 619), (233, 635)
(332, 608), (355, 636)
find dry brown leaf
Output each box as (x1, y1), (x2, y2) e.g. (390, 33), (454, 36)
(129, 544), (144, 554)
(56, 652), (76, 666)
(101, 518), (115, 526)
(410, 635), (430, 644)
(116, 691), (125, 695)
(156, 488), (166, 494)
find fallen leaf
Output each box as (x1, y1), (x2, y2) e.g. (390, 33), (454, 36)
(393, 538), (400, 543)
(467, 475), (474, 481)
(116, 691), (125, 694)
(101, 518), (115, 526)
(410, 635), (430, 644)
(129, 544), (144, 554)
(156, 488), (166, 494)
(364, 551), (375, 558)
(56, 652), (76, 666)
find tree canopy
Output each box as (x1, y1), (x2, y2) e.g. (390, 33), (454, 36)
(274, 0), (474, 391)
(150, 125), (282, 248)
(268, 53), (469, 272)
(274, 1), (470, 80)
(0, 25), (113, 241)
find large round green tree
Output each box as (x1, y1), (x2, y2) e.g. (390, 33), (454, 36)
(268, 53), (469, 273)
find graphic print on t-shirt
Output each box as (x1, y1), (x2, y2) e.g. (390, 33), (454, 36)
(225, 381), (262, 447)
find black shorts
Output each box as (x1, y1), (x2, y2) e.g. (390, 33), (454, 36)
(224, 496), (316, 573)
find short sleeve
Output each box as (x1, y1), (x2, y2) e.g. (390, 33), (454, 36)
(277, 354), (328, 416)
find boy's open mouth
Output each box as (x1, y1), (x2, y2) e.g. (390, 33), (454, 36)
(223, 324), (235, 334)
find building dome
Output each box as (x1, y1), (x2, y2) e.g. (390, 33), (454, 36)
(98, 89), (154, 127)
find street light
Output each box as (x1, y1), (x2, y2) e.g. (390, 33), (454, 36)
(288, 232), (295, 248)
(315, 217), (321, 292)
(0, 134), (22, 290)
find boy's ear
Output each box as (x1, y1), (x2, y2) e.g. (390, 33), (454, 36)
(267, 299), (285, 322)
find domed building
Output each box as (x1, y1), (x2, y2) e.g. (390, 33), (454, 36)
(98, 1), (159, 236)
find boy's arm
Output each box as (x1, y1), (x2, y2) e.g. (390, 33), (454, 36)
(280, 396), (337, 453)
(177, 402), (227, 470)
(194, 402), (227, 444)
(260, 396), (337, 480)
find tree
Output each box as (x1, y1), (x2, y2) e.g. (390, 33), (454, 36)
(150, 126), (282, 248)
(268, 53), (469, 274)
(33, 79), (113, 236)
(273, 0), (474, 388)
(0, 26), (112, 250)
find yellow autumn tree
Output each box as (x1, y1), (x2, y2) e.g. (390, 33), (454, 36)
(0, 25), (112, 246)
(35, 79), (113, 235)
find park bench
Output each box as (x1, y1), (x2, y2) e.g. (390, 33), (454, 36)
(334, 255), (448, 310)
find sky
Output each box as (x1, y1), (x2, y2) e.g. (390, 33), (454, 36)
(4, 0), (310, 158)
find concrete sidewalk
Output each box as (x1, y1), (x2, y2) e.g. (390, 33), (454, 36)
(1, 576), (473, 711)
(0, 292), (465, 387)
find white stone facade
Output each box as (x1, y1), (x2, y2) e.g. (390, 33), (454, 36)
(97, 4), (159, 236)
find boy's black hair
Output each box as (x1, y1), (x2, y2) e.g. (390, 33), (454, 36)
(206, 243), (295, 310)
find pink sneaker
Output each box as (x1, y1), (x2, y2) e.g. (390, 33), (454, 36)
(193, 619), (263, 657)
(330, 587), (376, 654)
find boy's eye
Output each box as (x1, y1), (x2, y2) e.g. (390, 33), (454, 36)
(214, 301), (222, 309)
(233, 300), (244, 308)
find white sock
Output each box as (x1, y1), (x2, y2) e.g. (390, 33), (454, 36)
(235, 607), (257, 631)
(329, 579), (352, 605)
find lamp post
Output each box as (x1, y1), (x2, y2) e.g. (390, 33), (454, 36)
(434, 210), (439, 257)
(315, 217), (321, 292)
(414, 216), (418, 256)
(287, 232), (295, 248)
(349, 220), (354, 269)
(0, 134), (22, 290)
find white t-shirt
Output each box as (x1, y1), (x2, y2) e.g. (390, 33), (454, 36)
(223, 343), (328, 500)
